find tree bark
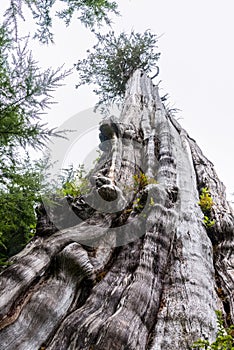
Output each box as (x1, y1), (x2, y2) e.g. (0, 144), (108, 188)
(0, 70), (233, 350)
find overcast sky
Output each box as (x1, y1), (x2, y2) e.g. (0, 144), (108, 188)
(1, 0), (234, 202)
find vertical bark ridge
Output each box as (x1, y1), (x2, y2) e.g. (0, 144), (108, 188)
(168, 113), (234, 325)
(146, 82), (218, 349)
(0, 70), (233, 349)
(189, 138), (234, 324)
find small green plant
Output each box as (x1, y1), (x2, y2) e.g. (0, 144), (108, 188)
(198, 187), (215, 228)
(123, 173), (157, 217)
(204, 216), (216, 229)
(192, 311), (234, 349)
(56, 164), (90, 198)
(133, 197), (144, 212)
(133, 172), (157, 191)
(198, 187), (214, 213)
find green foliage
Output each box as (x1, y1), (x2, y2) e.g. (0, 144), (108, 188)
(0, 0), (118, 265)
(3, 0), (119, 44)
(198, 187), (214, 213)
(57, 0), (119, 29)
(0, 25), (68, 265)
(0, 26), (69, 159)
(75, 30), (160, 111)
(133, 197), (144, 212)
(129, 174), (157, 214)
(55, 164), (90, 198)
(133, 172), (157, 191)
(198, 187), (215, 229)
(133, 196), (156, 216)
(192, 311), (234, 349)
(203, 216), (216, 228)
(0, 160), (91, 266)
(0, 156), (44, 265)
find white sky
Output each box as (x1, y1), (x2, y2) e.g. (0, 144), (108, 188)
(1, 0), (234, 202)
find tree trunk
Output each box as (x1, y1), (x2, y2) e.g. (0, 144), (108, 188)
(0, 70), (233, 350)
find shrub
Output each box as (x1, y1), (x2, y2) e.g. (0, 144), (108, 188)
(198, 187), (215, 229)
(192, 310), (234, 349)
(198, 187), (214, 213)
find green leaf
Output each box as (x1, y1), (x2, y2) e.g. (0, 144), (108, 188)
(75, 30), (160, 113)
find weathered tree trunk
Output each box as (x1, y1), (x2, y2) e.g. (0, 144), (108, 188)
(0, 70), (233, 350)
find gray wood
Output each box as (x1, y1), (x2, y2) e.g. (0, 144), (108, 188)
(0, 70), (233, 349)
